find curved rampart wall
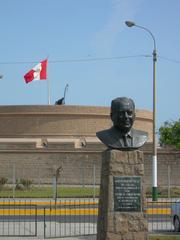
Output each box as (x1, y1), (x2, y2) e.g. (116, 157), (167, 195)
(0, 105), (153, 141)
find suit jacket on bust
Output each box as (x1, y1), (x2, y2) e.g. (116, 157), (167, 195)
(96, 127), (148, 150)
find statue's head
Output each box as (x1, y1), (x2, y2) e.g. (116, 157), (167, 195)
(110, 97), (135, 133)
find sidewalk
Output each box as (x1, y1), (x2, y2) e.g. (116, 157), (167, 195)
(0, 236), (96, 240)
(0, 220), (97, 240)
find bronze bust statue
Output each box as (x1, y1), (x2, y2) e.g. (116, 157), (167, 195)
(96, 97), (148, 150)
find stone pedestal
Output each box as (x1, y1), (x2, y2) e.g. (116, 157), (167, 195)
(97, 150), (148, 240)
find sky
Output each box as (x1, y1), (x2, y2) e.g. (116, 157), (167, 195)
(0, 0), (180, 130)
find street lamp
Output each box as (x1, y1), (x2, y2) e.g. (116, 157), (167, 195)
(125, 21), (158, 201)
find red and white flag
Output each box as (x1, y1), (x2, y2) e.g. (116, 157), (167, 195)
(24, 59), (47, 84)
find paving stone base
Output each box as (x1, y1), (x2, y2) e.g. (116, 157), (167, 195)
(97, 150), (148, 240)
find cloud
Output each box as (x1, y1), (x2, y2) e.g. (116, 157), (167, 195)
(92, 0), (143, 55)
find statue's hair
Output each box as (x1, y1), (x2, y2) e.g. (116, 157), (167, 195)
(111, 97), (135, 113)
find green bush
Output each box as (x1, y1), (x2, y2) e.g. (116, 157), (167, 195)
(0, 177), (8, 185)
(16, 178), (33, 190)
(0, 177), (8, 190)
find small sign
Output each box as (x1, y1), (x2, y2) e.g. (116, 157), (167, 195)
(114, 176), (141, 212)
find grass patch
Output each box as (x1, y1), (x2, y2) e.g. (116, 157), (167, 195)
(146, 187), (180, 198)
(149, 236), (180, 240)
(1, 185), (180, 198)
(0, 186), (100, 198)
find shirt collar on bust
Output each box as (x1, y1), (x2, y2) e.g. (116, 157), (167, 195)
(112, 127), (133, 138)
(126, 130), (133, 138)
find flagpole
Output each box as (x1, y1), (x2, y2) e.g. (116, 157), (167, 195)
(48, 77), (51, 105)
(47, 56), (50, 105)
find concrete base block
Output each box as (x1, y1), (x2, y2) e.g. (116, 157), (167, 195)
(97, 150), (148, 240)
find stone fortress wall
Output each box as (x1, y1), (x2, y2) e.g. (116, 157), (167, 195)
(0, 105), (179, 188)
(0, 105), (153, 139)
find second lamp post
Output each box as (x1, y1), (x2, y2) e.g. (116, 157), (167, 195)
(125, 21), (158, 201)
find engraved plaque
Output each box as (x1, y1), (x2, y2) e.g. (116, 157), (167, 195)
(114, 176), (141, 212)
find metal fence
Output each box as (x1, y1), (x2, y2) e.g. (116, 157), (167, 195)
(0, 164), (100, 199)
(1, 161), (101, 187)
(43, 198), (97, 239)
(0, 202), (37, 237)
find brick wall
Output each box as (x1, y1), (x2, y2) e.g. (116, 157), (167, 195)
(144, 149), (180, 187)
(0, 144), (179, 188)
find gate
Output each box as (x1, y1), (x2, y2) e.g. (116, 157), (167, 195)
(0, 203), (37, 237)
(44, 198), (97, 238)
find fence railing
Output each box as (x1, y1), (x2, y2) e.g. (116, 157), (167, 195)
(0, 203), (37, 237)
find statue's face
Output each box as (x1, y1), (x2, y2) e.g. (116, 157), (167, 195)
(111, 100), (135, 132)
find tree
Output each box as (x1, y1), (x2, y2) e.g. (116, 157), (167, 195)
(159, 119), (180, 149)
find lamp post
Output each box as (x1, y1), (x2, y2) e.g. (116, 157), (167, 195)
(125, 21), (158, 201)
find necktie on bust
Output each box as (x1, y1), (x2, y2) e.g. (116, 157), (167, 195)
(123, 135), (128, 147)
(123, 134), (132, 147)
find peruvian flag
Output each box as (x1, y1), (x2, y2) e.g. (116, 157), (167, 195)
(24, 59), (47, 84)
